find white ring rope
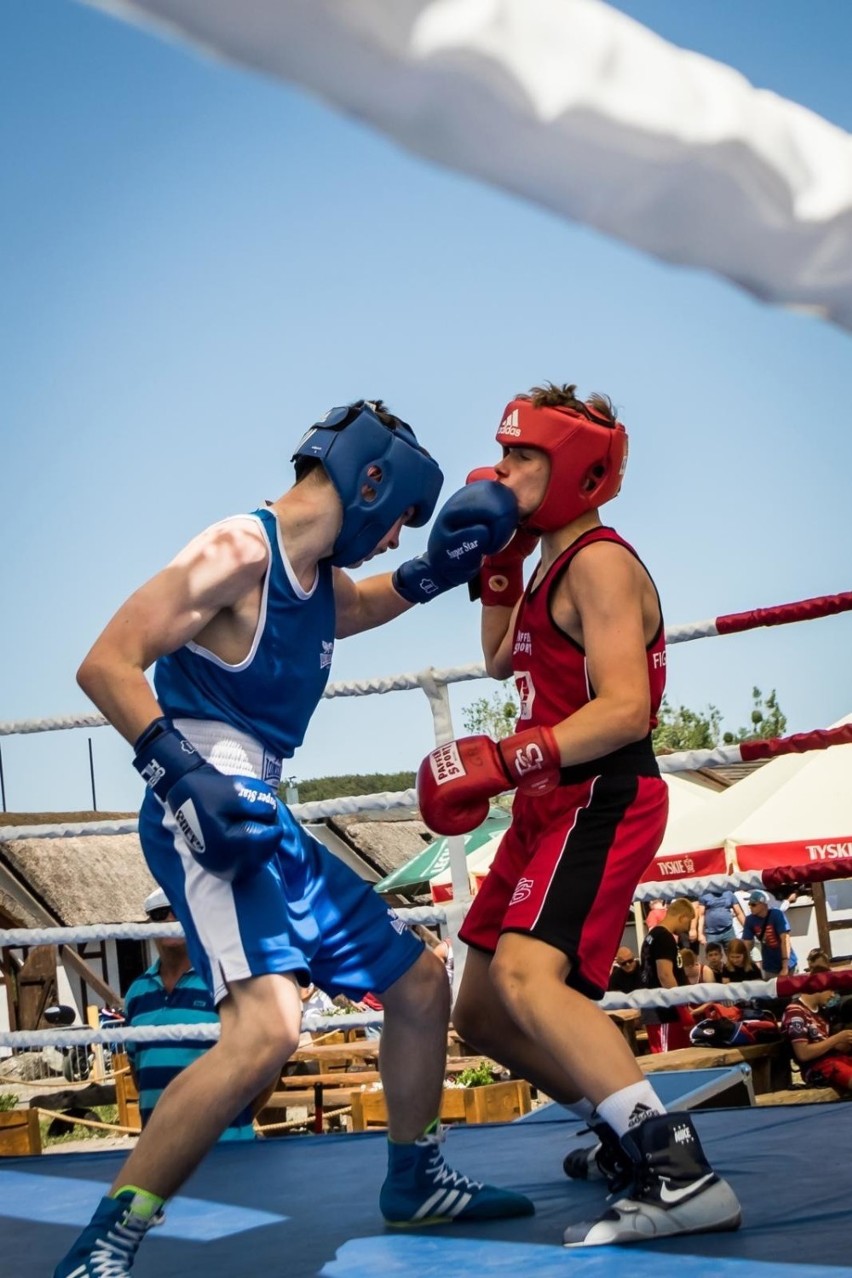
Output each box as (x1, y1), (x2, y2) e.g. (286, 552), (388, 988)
(3, 588), (850, 739)
(0, 790), (419, 842)
(0, 973), (835, 1051)
(0, 905), (447, 950)
(3, 855), (843, 950)
(635, 872), (768, 903)
(0, 1011), (384, 1051)
(601, 979), (777, 1011)
(0, 665), (487, 738)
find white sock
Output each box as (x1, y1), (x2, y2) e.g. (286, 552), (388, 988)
(595, 1081), (665, 1139)
(561, 1097), (595, 1122)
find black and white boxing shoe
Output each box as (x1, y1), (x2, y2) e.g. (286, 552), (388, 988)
(563, 1113), (742, 1247)
(562, 1117), (634, 1195)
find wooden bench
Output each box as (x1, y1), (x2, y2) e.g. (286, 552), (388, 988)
(756, 1086), (843, 1106)
(639, 1042), (791, 1095)
(290, 1042), (380, 1071)
(0, 1109), (42, 1156)
(607, 1009), (642, 1054)
(258, 1070), (380, 1134)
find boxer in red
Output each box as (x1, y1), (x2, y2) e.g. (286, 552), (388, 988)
(418, 382), (741, 1247)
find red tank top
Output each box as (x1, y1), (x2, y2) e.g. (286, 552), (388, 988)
(511, 526), (666, 739)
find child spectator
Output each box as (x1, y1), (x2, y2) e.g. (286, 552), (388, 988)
(723, 939), (762, 983)
(782, 991), (852, 1092)
(704, 942), (730, 981)
(680, 949), (714, 985)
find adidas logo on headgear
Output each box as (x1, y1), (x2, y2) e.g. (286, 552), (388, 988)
(500, 408), (521, 436)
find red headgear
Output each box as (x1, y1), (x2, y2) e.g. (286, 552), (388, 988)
(496, 397), (628, 533)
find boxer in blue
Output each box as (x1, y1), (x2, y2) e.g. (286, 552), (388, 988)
(56, 400), (531, 1276)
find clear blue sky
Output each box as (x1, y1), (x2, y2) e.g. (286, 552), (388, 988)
(2, 0), (852, 813)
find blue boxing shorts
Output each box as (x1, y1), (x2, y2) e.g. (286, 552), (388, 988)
(139, 789), (422, 1007)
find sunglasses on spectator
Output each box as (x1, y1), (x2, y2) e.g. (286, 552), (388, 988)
(147, 906), (173, 922)
(617, 958), (638, 968)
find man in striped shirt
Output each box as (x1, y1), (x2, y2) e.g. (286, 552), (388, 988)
(125, 889), (255, 1140)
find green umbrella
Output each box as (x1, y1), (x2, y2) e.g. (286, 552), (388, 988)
(374, 810), (509, 894)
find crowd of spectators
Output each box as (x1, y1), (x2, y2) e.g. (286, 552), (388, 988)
(606, 887), (852, 1088)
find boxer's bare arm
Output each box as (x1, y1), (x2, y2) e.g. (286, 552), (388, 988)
(547, 543), (652, 766)
(333, 568), (413, 639)
(77, 519), (269, 744)
(481, 595), (523, 679)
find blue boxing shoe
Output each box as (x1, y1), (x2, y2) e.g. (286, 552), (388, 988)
(380, 1124), (534, 1226)
(54, 1188), (161, 1276)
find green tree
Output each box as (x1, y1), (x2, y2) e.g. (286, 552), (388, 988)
(723, 686), (787, 744)
(652, 697), (723, 752)
(281, 771), (416, 803)
(461, 687), (519, 740)
(653, 688), (787, 752)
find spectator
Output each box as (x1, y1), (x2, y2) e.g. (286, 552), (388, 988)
(680, 949), (714, 986)
(607, 947), (643, 995)
(781, 991), (852, 1093)
(639, 898), (696, 1052)
(410, 924), (454, 986)
(644, 898), (667, 930)
(675, 899), (701, 955)
(696, 888), (745, 948)
(741, 890), (797, 977)
(804, 950), (852, 1026)
(704, 942), (730, 981)
(125, 890), (255, 1140)
(722, 938), (762, 984)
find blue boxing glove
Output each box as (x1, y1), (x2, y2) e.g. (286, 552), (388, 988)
(133, 718), (280, 881)
(392, 480), (519, 604)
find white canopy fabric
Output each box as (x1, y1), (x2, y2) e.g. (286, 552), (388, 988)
(86, 0), (852, 329)
(432, 774), (713, 899)
(655, 714), (852, 877)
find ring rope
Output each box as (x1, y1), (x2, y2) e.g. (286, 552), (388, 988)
(2, 587), (850, 739)
(5, 720), (852, 844)
(5, 968), (852, 1051)
(0, 789), (420, 842)
(0, 852), (845, 948)
(0, 1011), (383, 1050)
(0, 904), (447, 949)
(636, 859), (852, 903)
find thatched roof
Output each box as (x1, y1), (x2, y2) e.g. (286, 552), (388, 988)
(0, 834), (156, 926)
(0, 885), (43, 930)
(0, 808), (431, 927)
(327, 813), (432, 879)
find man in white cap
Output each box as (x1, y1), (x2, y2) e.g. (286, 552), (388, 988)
(123, 888), (255, 1139)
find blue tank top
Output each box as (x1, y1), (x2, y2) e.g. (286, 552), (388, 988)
(154, 508), (336, 761)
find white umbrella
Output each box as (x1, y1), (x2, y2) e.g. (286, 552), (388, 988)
(655, 712), (852, 875)
(434, 775), (716, 898)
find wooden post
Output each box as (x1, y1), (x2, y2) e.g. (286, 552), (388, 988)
(632, 900), (646, 949)
(812, 882), (832, 957)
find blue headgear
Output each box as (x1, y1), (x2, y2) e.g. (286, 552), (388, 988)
(292, 402), (444, 567)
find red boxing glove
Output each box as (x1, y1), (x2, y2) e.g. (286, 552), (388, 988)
(477, 528), (540, 607)
(465, 467), (537, 606)
(417, 726), (561, 835)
